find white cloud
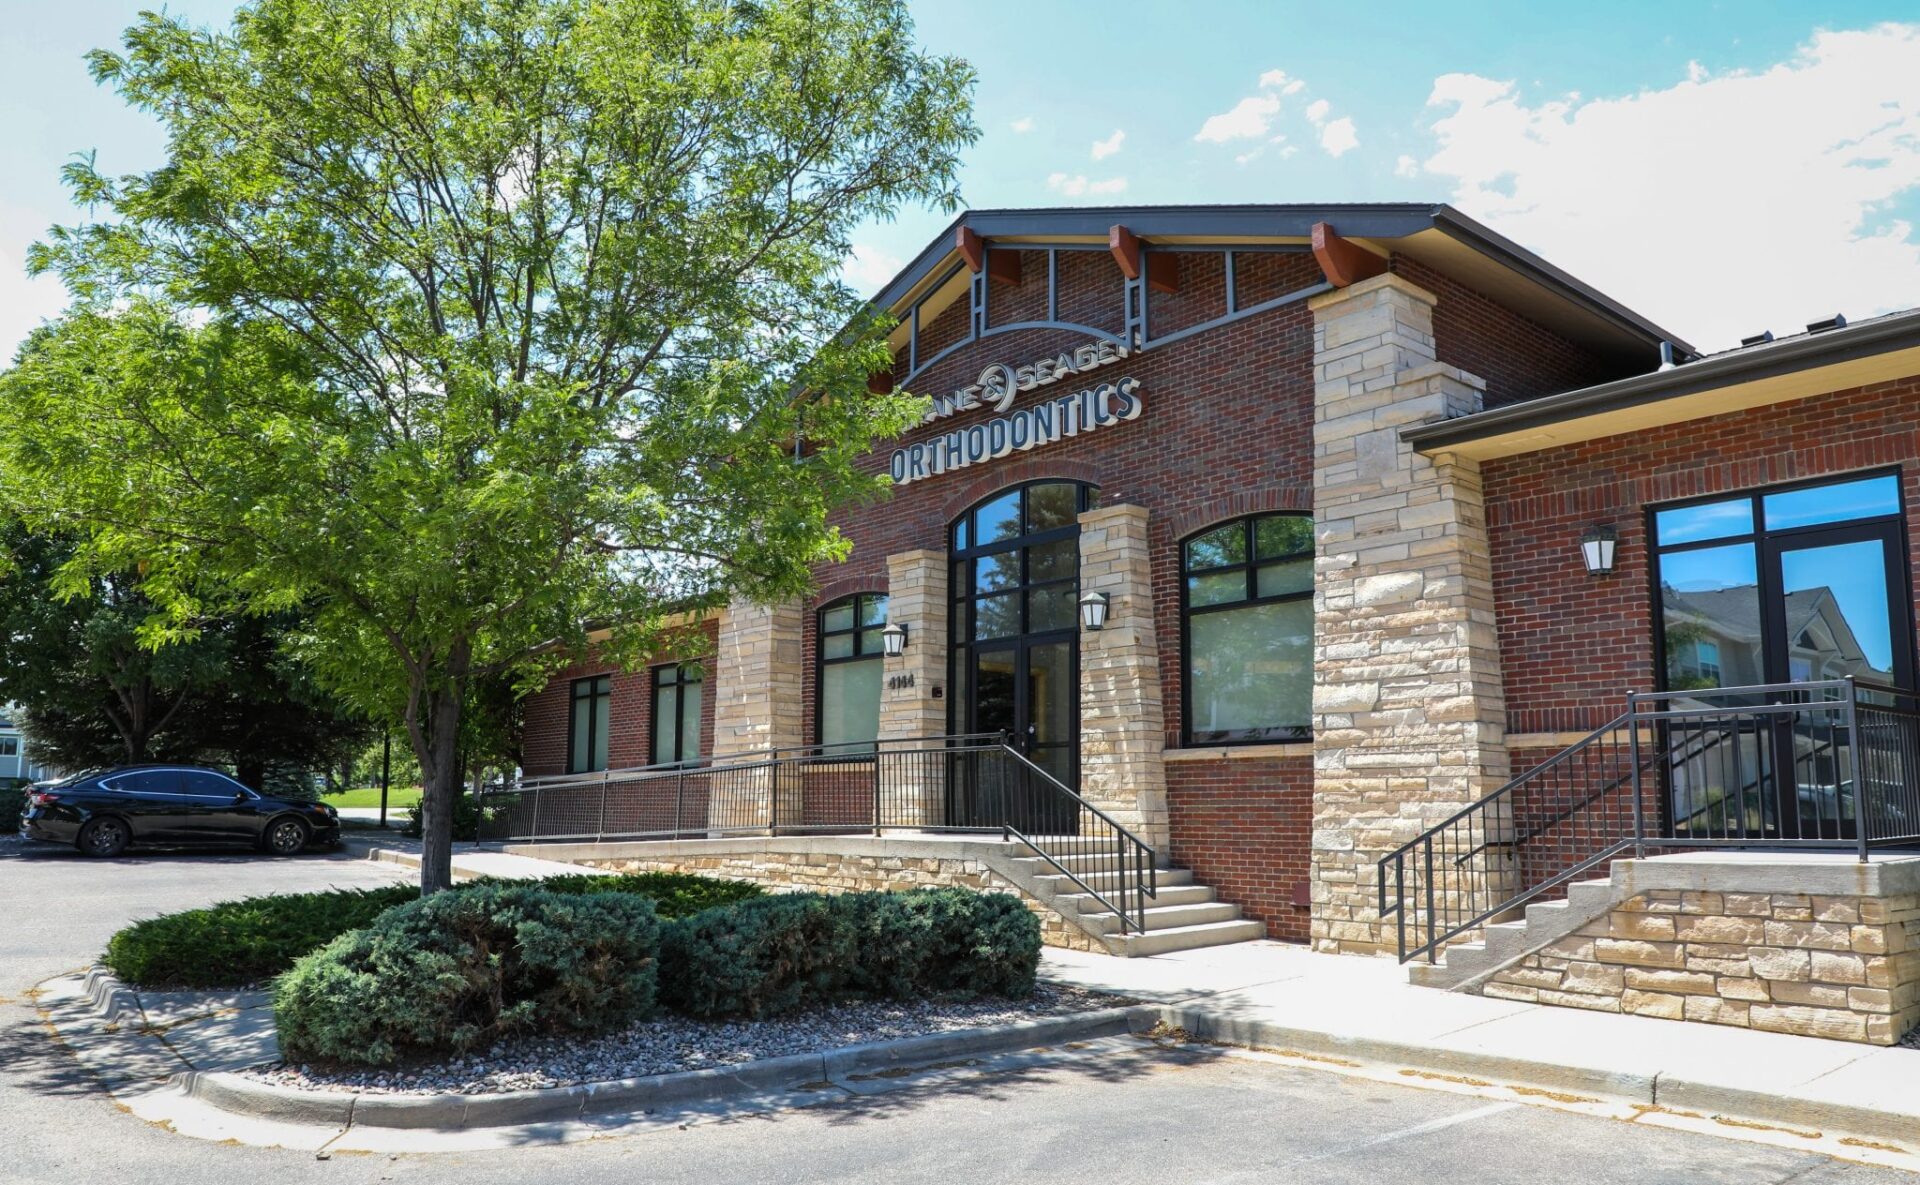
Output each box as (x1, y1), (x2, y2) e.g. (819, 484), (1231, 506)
(1258, 69), (1292, 89)
(1304, 98), (1331, 125)
(1235, 148), (1265, 167)
(1320, 117), (1359, 157)
(1281, 145), (1299, 159)
(1091, 128), (1125, 160)
(1283, 79), (1306, 96)
(1396, 154), (1422, 178)
(1046, 173), (1129, 197)
(1010, 116), (1035, 134)
(841, 242), (904, 294)
(1416, 23), (1920, 349)
(1195, 94), (1281, 143)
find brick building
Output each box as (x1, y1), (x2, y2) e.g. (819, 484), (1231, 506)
(513, 205), (1920, 1043)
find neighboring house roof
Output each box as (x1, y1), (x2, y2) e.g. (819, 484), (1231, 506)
(866, 203), (1689, 375)
(1404, 305), (1920, 459)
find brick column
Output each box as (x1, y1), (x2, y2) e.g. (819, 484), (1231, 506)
(711, 597), (805, 830)
(1308, 273), (1511, 955)
(1077, 503), (1170, 852)
(878, 549), (950, 826)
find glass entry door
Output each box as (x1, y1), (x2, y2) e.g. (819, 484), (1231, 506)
(1652, 472), (1916, 840)
(948, 481), (1093, 832)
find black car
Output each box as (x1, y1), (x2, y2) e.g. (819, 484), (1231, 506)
(21, 765), (341, 857)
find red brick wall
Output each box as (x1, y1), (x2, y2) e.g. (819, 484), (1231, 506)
(520, 619), (719, 777)
(853, 248), (1324, 746)
(1166, 756), (1313, 941)
(1392, 256), (1623, 411)
(1485, 379), (1920, 737)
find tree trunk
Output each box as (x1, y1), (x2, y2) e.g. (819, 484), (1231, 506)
(413, 679), (466, 895)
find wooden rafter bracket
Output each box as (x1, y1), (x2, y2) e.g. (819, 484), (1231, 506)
(1311, 221), (1389, 287)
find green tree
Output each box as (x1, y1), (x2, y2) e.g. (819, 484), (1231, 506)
(0, 524), (373, 788)
(0, 0), (973, 890)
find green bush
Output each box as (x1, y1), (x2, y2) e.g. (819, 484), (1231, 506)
(843, 888), (1042, 1000)
(659, 893), (856, 1019)
(0, 784), (25, 833)
(534, 871), (763, 919)
(274, 882), (659, 1066)
(106, 885), (417, 988)
(658, 888), (1041, 1020)
(105, 871), (760, 988)
(400, 792), (488, 839)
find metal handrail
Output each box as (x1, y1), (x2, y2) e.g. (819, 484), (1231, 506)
(1379, 677), (1920, 964)
(995, 742), (1157, 934)
(479, 731), (1158, 937)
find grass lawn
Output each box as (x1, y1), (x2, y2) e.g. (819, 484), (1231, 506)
(322, 784), (423, 809)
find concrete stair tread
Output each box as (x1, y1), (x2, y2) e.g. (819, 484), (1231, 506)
(1054, 884), (1217, 913)
(1106, 918), (1266, 956)
(1076, 901), (1244, 935)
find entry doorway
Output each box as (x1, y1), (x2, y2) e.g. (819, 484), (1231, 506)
(948, 480), (1095, 831)
(1651, 472), (1916, 839)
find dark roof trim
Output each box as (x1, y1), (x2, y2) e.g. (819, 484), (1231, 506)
(1427, 207), (1695, 358)
(866, 204), (1686, 357)
(1403, 306), (1920, 452)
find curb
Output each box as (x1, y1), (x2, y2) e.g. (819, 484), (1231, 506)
(1140, 1004), (1920, 1147)
(169, 1006), (1148, 1132)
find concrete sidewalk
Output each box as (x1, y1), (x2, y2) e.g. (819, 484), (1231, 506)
(359, 845), (1920, 1144)
(366, 844), (594, 881)
(1041, 939), (1920, 1145)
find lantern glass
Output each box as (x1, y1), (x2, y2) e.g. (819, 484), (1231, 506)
(1078, 591), (1110, 631)
(880, 622), (907, 657)
(1580, 526), (1618, 575)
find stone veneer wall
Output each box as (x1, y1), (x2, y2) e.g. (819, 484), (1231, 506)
(1308, 273), (1511, 954)
(1077, 503), (1169, 849)
(1480, 890), (1920, 1045)
(580, 849), (1099, 952)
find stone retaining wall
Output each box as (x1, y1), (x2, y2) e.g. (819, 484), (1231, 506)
(1480, 889), (1920, 1045)
(571, 845), (1100, 952)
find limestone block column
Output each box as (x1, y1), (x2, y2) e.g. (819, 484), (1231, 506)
(877, 550), (949, 826)
(1308, 273), (1511, 955)
(1077, 503), (1170, 852)
(711, 597), (805, 830)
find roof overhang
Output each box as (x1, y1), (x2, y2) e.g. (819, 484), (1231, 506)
(868, 204), (1690, 371)
(1403, 309), (1920, 462)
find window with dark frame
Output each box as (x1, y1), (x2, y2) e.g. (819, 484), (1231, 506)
(568, 675), (611, 774)
(817, 593), (888, 751)
(650, 663), (704, 767)
(1181, 512), (1315, 745)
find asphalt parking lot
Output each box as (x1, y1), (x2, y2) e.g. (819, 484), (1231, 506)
(0, 833), (1909, 1185)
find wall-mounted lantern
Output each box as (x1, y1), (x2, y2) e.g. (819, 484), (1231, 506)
(1078, 591), (1111, 631)
(1580, 525), (1618, 576)
(880, 621), (908, 658)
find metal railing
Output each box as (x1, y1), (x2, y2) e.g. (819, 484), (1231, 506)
(474, 732), (1158, 933)
(1379, 678), (1920, 964)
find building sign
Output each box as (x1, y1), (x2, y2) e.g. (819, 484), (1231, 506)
(889, 340), (1144, 487)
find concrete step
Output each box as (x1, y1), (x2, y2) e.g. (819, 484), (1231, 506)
(1038, 850), (1170, 875)
(1407, 876), (1624, 991)
(1075, 901), (1245, 936)
(1030, 867), (1194, 895)
(1104, 918), (1266, 957)
(1052, 883), (1218, 915)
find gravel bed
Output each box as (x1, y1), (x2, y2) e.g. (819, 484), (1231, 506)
(243, 983), (1127, 1095)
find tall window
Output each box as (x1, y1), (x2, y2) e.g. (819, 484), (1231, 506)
(651, 663), (704, 766)
(1182, 513), (1314, 745)
(0, 737), (17, 757)
(568, 675), (611, 773)
(818, 593), (888, 750)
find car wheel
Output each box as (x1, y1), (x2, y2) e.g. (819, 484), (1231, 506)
(264, 816), (310, 856)
(77, 818), (130, 859)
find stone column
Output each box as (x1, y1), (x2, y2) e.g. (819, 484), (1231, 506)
(1308, 273), (1511, 955)
(711, 597), (805, 830)
(878, 550), (950, 826)
(1077, 503), (1170, 852)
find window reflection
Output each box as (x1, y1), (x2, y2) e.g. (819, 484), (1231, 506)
(1659, 544), (1762, 691)
(1763, 475), (1900, 531)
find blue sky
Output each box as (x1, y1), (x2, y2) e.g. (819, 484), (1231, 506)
(4, 2), (1918, 355)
